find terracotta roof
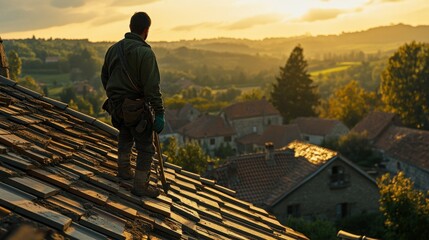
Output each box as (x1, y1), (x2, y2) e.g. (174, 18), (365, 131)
(222, 99), (280, 120)
(352, 111), (397, 140)
(291, 117), (346, 136)
(179, 114), (235, 139)
(0, 75), (307, 240)
(237, 124), (302, 147)
(214, 141), (337, 207)
(375, 125), (429, 172)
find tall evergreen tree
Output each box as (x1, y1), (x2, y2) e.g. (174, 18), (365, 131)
(8, 50), (21, 81)
(270, 45), (319, 123)
(381, 41), (429, 130)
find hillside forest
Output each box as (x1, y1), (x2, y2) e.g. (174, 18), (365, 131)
(3, 23), (429, 129)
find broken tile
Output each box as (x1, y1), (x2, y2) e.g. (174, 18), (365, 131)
(141, 196), (171, 217)
(80, 207), (128, 240)
(153, 217), (182, 239)
(106, 197), (138, 219)
(89, 175), (119, 193)
(47, 194), (86, 221)
(0, 134), (31, 148)
(0, 182), (36, 210)
(65, 222), (109, 240)
(171, 202), (200, 222)
(28, 168), (75, 189)
(9, 115), (41, 125)
(203, 186), (249, 209)
(197, 218), (230, 238)
(60, 163), (95, 179)
(68, 181), (109, 206)
(0, 153), (35, 170)
(5, 176), (60, 198)
(196, 205), (223, 223)
(15, 201), (73, 231)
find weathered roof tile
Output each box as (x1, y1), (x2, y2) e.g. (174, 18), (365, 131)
(5, 176), (60, 198)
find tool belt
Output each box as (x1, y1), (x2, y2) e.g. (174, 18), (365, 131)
(122, 98), (150, 127)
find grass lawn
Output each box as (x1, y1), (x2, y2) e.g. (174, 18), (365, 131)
(28, 73), (71, 87)
(310, 62), (361, 76)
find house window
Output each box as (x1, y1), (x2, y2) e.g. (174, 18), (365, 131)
(210, 138), (216, 145)
(267, 119), (272, 125)
(287, 204), (301, 217)
(396, 161), (402, 171)
(303, 136), (310, 141)
(336, 203), (351, 219)
(224, 136), (232, 142)
(330, 166), (350, 189)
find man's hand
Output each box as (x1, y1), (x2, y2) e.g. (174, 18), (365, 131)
(153, 113), (165, 133)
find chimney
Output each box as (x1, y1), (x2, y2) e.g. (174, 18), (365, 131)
(265, 142), (276, 166)
(0, 37), (10, 79)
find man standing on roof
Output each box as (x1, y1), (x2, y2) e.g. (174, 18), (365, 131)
(101, 12), (164, 198)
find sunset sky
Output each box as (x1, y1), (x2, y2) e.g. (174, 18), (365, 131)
(1, 0), (428, 42)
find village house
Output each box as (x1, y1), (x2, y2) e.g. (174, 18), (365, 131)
(162, 103), (200, 142)
(178, 113), (236, 156)
(291, 117), (349, 145)
(353, 111), (429, 190)
(221, 98), (283, 138)
(210, 141), (379, 223)
(0, 74), (307, 239)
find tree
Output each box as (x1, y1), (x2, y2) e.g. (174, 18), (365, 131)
(271, 45), (319, 123)
(321, 80), (378, 128)
(164, 137), (217, 174)
(378, 172), (429, 240)
(18, 76), (43, 94)
(381, 42), (429, 130)
(335, 131), (381, 168)
(8, 50), (21, 80)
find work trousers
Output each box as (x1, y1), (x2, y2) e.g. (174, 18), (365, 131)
(118, 123), (154, 171)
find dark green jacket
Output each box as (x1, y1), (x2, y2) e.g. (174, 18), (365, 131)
(101, 32), (164, 114)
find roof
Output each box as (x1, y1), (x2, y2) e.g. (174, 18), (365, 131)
(352, 111), (397, 140)
(291, 117), (346, 136)
(222, 99), (280, 120)
(374, 125), (429, 172)
(0, 75), (307, 240)
(237, 124), (302, 147)
(214, 141), (337, 207)
(179, 114), (236, 139)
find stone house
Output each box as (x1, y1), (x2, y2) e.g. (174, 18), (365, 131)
(353, 111), (429, 190)
(178, 114), (236, 156)
(221, 99), (283, 138)
(291, 117), (349, 145)
(211, 141), (379, 223)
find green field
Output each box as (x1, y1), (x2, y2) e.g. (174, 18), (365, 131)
(310, 62), (361, 76)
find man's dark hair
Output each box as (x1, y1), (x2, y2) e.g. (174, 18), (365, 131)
(130, 12), (151, 34)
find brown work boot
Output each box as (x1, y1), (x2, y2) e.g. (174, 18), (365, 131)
(117, 153), (134, 180)
(131, 170), (160, 198)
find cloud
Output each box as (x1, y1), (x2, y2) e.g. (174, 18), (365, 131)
(91, 12), (129, 26)
(0, 0), (95, 32)
(172, 22), (221, 31)
(50, 0), (86, 8)
(299, 8), (346, 22)
(223, 14), (282, 30)
(111, 0), (160, 6)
